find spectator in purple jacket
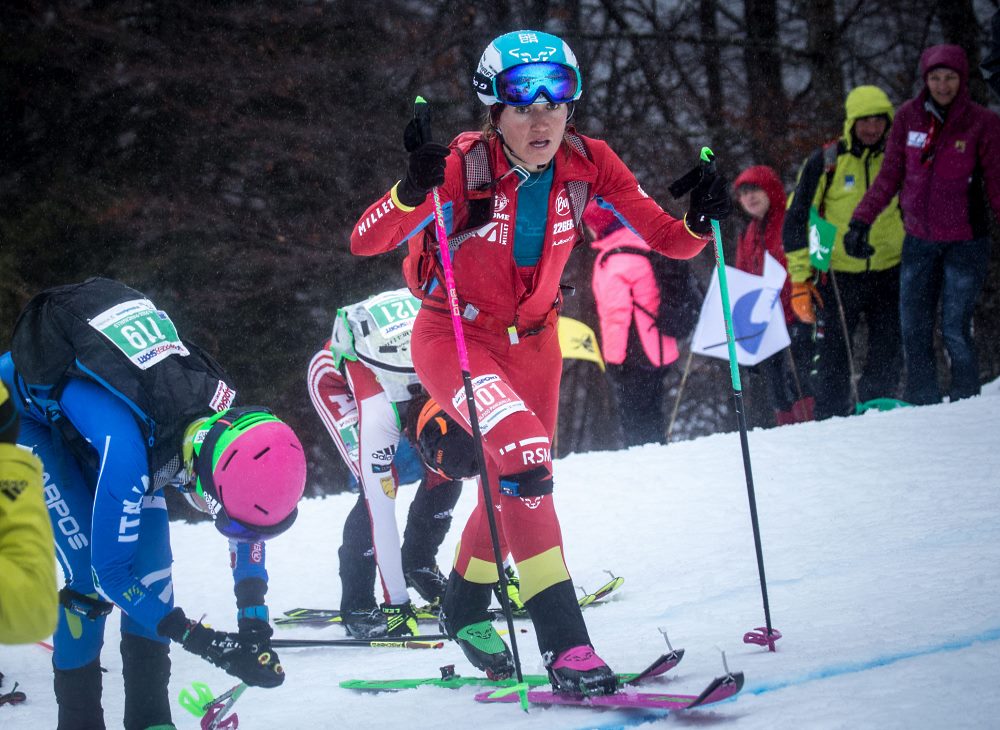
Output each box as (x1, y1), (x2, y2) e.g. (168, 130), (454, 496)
(847, 44), (1000, 405)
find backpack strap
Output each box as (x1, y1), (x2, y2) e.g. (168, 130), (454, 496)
(817, 138), (845, 217)
(439, 139), (494, 254)
(564, 132), (592, 246)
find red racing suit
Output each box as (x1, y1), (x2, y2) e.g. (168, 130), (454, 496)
(351, 130), (707, 603)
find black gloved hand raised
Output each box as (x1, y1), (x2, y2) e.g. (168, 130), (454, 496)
(396, 114), (449, 207)
(158, 608), (284, 688)
(842, 220), (875, 259)
(686, 168), (732, 235)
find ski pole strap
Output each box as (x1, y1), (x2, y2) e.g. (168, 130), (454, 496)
(59, 587), (114, 620)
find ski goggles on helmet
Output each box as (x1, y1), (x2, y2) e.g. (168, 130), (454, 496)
(494, 62), (581, 106)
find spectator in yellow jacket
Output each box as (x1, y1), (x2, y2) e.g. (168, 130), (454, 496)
(0, 378), (58, 644)
(782, 85), (905, 419)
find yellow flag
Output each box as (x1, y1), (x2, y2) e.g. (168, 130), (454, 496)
(558, 317), (605, 372)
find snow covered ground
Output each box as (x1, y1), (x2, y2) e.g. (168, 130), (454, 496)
(3, 381), (999, 729)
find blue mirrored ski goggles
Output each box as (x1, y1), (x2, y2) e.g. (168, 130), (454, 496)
(494, 62), (580, 106)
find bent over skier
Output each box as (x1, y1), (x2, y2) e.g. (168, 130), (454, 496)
(0, 278), (306, 730)
(350, 31), (729, 694)
(307, 288), (466, 637)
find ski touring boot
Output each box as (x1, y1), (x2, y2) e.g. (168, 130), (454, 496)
(341, 606), (388, 639)
(546, 645), (618, 696)
(404, 565), (448, 606)
(455, 620), (515, 680)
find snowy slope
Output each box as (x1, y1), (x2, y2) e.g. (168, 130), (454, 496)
(2, 386), (999, 729)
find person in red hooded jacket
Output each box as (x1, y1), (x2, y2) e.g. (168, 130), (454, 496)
(732, 165), (815, 425)
(585, 202), (680, 446)
(849, 45), (1000, 404)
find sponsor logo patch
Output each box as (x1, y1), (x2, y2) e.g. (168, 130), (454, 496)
(555, 191), (570, 216)
(381, 477), (397, 499)
(210, 381), (237, 412)
(474, 221), (509, 246)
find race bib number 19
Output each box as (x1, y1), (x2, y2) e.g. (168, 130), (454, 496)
(89, 298), (189, 370)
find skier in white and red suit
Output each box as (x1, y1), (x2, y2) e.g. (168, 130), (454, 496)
(349, 30), (731, 693)
(306, 288), (469, 639)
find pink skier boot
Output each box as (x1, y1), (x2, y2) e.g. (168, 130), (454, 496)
(547, 645), (618, 696)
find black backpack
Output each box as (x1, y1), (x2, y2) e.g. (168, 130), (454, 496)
(597, 246), (704, 340)
(10, 277), (233, 484)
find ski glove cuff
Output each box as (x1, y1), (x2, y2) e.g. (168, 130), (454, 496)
(842, 220), (875, 259)
(158, 607), (285, 688)
(686, 171), (732, 235)
(397, 142), (450, 208)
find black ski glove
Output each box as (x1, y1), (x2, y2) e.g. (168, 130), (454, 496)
(158, 608), (284, 688)
(397, 114), (449, 207)
(842, 219), (875, 259)
(238, 616), (274, 643)
(686, 169), (732, 235)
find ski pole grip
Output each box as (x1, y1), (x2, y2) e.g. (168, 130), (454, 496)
(669, 146), (718, 200)
(414, 95), (433, 145)
(699, 146), (717, 175)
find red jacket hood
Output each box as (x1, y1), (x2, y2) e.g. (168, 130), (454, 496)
(733, 165), (786, 217)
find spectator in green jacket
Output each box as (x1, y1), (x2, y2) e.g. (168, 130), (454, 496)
(782, 85), (905, 419)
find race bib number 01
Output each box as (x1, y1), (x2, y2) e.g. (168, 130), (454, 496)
(452, 374), (527, 435)
(89, 298), (189, 370)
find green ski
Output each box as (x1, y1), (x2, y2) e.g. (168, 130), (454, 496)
(341, 637), (681, 692)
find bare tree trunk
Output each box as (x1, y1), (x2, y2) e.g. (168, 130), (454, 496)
(743, 0), (788, 172)
(937, 0), (988, 104)
(803, 0), (844, 141)
(700, 0), (727, 150)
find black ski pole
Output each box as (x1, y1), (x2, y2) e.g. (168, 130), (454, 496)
(670, 147), (780, 651)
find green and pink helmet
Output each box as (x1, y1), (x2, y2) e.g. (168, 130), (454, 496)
(184, 407), (306, 541)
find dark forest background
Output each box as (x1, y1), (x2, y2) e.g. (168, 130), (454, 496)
(2, 0), (998, 497)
